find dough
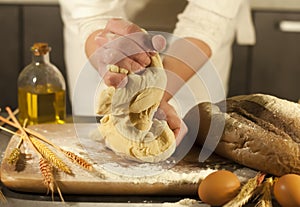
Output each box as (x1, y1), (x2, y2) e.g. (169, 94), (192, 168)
(97, 53), (176, 162)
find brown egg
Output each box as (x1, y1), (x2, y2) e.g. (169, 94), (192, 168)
(198, 170), (240, 206)
(273, 174), (300, 207)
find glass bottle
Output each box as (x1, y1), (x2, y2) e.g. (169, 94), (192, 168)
(18, 42), (66, 125)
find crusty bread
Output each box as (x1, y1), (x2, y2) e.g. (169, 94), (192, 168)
(191, 93), (300, 176)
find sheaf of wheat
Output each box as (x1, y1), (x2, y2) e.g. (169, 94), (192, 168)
(254, 177), (274, 207)
(30, 137), (72, 175)
(223, 172), (266, 207)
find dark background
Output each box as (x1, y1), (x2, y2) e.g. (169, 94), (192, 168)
(1, 4), (300, 114)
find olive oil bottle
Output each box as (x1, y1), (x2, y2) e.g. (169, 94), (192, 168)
(18, 43), (66, 125)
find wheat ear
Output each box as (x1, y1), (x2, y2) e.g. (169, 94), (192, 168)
(7, 148), (21, 165)
(60, 149), (93, 171)
(223, 172), (266, 207)
(3, 107), (41, 157)
(39, 158), (55, 195)
(24, 128), (106, 178)
(30, 137), (72, 175)
(2, 108), (66, 202)
(24, 128), (94, 171)
(6, 133), (23, 165)
(0, 112), (97, 174)
(39, 157), (66, 202)
(254, 177), (274, 207)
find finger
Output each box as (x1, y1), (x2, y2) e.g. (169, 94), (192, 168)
(101, 47), (126, 65)
(105, 20), (165, 54)
(103, 71), (128, 88)
(166, 111), (182, 132)
(96, 47), (145, 75)
(95, 30), (117, 45)
(97, 21), (166, 64)
(116, 57), (145, 73)
(106, 36), (151, 68)
(154, 107), (167, 120)
(96, 33), (151, 69)
(129, 52), (151, 68)
(105, 18), (143, 35)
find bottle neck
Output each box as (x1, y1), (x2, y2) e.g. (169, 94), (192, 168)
(32, 52), (50, 64)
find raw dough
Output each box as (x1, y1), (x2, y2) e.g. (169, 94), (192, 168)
(97, 53), (176, 162)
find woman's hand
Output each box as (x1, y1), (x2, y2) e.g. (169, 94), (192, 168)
(156, 100), (188, 146)
(90, 18), (166, 88)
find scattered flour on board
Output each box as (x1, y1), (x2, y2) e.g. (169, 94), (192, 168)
(162, 198), (209, 207)
(36, 124), (257, 186)
(94, 162), (217, 185)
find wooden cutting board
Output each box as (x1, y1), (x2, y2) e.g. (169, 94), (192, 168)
(0, 123), (257, 195)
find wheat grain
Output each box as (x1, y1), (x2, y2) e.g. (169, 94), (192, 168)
(30, 137), (72, 174)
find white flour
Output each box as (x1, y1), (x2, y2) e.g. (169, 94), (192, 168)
(28, 124), (257, 186)
(163, 198), (209, 207)
(96, 163), (216, 184)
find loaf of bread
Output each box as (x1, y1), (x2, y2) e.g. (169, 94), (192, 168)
(189, 94), (300, 176)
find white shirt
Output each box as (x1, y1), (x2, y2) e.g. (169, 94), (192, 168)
(58, 0), (255, 117)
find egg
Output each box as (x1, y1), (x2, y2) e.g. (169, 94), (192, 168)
(198, 170), (240, 206)
(273, 174), (300, 207)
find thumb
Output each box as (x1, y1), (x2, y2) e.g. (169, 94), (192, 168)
(175, 120), (188, 146)
(151, 34), (166, 52)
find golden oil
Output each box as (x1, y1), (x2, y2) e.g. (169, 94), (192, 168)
(17, 43), (66, 125)
(18, 85), (66, 125)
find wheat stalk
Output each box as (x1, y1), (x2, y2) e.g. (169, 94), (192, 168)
(24, 128), (96, 172)
(223, 172), (266, 207)
(0, 189), (7, 204)
(2, 108), (41, 159)
(1, 108), (67, 202)
(30, 137), (72, 175)
(0, 112), (101, 175)
(24, 127), (106, 178)
(0, 108), (19, 127)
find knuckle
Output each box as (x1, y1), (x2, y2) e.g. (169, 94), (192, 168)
(125, 24), (140, 34)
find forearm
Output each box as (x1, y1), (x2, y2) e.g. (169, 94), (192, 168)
(162, 37), (211, 102)
(85, 29), (104, 59)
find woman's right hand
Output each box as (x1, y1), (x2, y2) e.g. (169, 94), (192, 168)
(89, 18), (166, 88)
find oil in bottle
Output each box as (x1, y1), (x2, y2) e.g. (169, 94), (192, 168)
(17, 43), (66, 125)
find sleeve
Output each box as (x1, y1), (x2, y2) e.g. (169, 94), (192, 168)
(173, 0), (244, 56)
(58, 0), (127, 43)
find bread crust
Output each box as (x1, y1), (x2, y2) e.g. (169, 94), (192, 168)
(195, 94), (300, 176)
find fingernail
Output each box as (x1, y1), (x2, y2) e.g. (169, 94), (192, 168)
(152, 35), (167, 52)
(95, 35), (106, 42)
